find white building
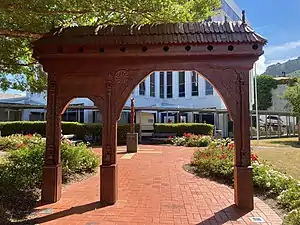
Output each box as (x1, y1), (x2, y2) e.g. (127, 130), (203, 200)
(0, 0), (256, 138)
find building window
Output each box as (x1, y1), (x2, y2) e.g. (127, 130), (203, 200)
(205, 80), (213, 95)
(167, 72), (173, 98)
(150, 73), (155, 97)
(178, 71), (185, 97)
(191, 71), (199, 96)
(139, 81), (145, 95)
(160, 72), (164, 98)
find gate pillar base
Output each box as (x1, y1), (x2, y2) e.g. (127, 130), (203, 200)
(41, 164), (62, 204)
(100, 164), (118, 205)
(234, 166), (254, 210)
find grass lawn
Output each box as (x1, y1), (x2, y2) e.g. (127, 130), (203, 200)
(251, 138), (300, 180)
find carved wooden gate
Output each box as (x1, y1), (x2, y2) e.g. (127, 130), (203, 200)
(33, 21), (266, 209)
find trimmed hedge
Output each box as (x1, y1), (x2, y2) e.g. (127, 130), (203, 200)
(0, 121), (139, 145)
(153, 123), (214, 136)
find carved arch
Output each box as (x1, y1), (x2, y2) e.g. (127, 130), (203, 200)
(58, 95), (104, 115)
(112, 65), (246, 123)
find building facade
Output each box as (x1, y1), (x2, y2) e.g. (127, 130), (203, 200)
(0, 0), (255, 138)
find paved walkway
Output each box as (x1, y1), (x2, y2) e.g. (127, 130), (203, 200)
(28, 145), (282, 225)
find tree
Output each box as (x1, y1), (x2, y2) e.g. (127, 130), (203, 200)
(283, 78), (300, 141)
(0, 0), (221, 93)
(253, 75), (278, 110)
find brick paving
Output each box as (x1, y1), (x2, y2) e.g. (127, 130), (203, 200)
(28, 145), (282, 225)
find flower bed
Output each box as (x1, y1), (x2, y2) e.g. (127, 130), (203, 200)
(0, 134), (100, 223)
(169, 133), (212, 147)
(190, 139), (300, 225)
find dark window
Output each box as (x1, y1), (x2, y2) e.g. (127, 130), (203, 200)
(160, 72), (164, 98)
(205, 80), (213, 95)
(178, 71), (185, 97)
(150, 73), (155, 97)
(191, 71), (199, 96)
(167, 72), (173, 98)
(139, 81), (145, 95)
(62, 109), (84, 123)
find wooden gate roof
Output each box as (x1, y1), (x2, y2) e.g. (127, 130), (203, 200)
(34, 21), (267, 46)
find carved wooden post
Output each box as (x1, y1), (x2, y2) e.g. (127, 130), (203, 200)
(130, 98), (135, 133)
(100, 74), (118, 204)
(41, 74), (62, 203)
(127, 97), (138, 153)
(233, 70), (254, 210)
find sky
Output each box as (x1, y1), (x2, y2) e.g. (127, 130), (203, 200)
(236, 0), (300, 74)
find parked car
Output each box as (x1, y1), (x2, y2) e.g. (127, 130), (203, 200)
(266, 115), (285, 127)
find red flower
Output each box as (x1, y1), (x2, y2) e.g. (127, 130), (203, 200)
(219, 155), (227, 159)
(27, 134), (33, 137)
(251, 153), (259, 162)
(184, 133), (191, 138)
(168, 136), (173, 140)
(228, 143), (235, 149)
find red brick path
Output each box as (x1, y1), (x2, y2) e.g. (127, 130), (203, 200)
(29, 145), (282, 225)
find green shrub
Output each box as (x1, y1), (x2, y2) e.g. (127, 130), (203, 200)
(0, 134), (43, 151)
(169, 133), (212, 147)
(191, 142), (235, 181)
(61, 142), (100, 181)
(154, 123), (214, 136)
(190, 140), (300, 225)
(0, 121), (139, 145)
(278, 186), (300, 211)
(253, 164), (297, 196)
(0, 134), (100, 220)
(284, 208), (300, 225)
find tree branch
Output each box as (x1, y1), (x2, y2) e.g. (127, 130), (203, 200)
(0, 3), (93, 15)
(0, 28), (42, 39)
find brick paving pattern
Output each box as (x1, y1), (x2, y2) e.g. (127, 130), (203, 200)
(29, 145), (282, 225)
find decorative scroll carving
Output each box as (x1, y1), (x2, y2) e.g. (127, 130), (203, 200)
(115, 69), (129, 87)
(103, 145), (112, 163)
(45, 75), (58, 165)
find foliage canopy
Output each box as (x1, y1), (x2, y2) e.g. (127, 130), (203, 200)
(284, 78), (300, 118)
(0, 0), (221, 92)
(254, 75), (278, 110)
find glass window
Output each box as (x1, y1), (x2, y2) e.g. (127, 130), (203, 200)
(205, 80), (213, 96)
(150, 73), (155, 97)
(167, 72), (173, 98)
(160, 72), (164, 98)
(139, 81), (145, 95)
(191, 71), (199, 96)
(178, 71), (185, 97)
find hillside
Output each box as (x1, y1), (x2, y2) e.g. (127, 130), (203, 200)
(265, 57), (300, 76)
(287, 70), (300, 77)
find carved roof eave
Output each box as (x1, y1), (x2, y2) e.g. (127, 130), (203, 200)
(32, 42), (264, 60)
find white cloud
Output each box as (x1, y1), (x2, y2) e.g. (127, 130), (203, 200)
(255, 55), (267, 75)
(260, 40), (300, 72)
(265, 40), (300, 55)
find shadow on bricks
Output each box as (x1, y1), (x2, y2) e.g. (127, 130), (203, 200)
(12, 201), (108, 225)
(197, 204), (250, 225)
